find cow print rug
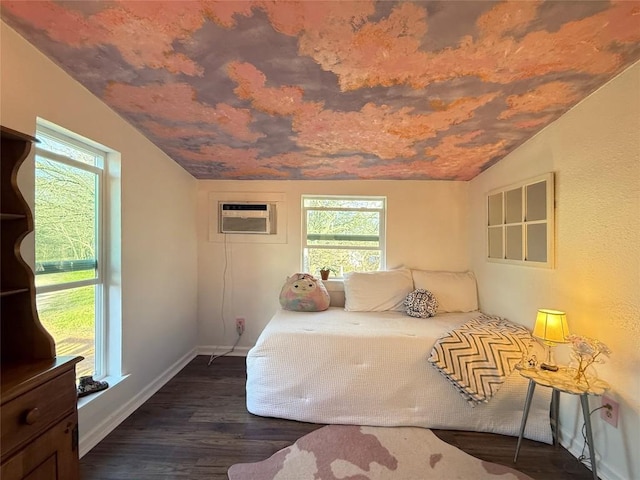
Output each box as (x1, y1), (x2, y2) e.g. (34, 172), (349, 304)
(228, 425), (534, 480)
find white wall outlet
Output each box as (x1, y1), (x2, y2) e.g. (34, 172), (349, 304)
(601, 395), (619, 428)
(235, 317), (245, 336)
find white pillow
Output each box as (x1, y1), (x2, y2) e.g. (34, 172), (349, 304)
(344, 269), (414, 312)
(411, 270), (478, 313)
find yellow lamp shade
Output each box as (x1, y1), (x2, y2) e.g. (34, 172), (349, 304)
(533, 309), (570, 345)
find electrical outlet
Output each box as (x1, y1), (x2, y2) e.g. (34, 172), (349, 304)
(601, 395), (619, 428)
(235, 317), (245, 336)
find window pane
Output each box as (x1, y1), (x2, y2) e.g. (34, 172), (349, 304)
(36, 269), (96, 287)
(303, 195), (385, 274)
(304, 198), (383, 209)
(505, 187), (522, 224)
(488, 226), (503, 259)
(306, 210), (380, 247)
(38, 133), (101, 167)
(305, 248), (381, 275)
(488, 193), (503, 226)
(306, 233), (380, 247)
(35, 157), (98, 287)
(37, 286), (96, 378)
(526, 181), (547, 221)
(506, 225), (523, 260)
(527, 223), (547, 262)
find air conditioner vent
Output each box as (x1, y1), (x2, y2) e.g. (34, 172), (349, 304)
(219, 202), (273, 234)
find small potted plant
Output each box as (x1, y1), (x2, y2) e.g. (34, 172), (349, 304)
(319, 266), (337, 280)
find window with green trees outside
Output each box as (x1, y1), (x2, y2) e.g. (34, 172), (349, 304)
(35, 126), (105, 380)
(302, 196), (386, 278)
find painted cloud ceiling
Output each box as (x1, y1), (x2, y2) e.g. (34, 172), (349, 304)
(2, 1), (639, 180)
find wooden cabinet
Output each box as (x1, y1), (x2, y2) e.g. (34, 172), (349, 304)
(1, 126), (82, 479)
(1, 358), (82, 480)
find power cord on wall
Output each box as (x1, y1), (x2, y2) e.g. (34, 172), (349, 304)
(207, 333), (242, 365)
(208, 233), (242, 366)
(577, 404), (611, 469)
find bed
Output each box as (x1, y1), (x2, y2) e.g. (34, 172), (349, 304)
(246, 269), (552, 443)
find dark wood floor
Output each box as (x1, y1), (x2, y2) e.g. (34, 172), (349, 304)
(80, 355), (594, 479)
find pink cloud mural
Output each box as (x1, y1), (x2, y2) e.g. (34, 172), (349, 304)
(2, 0), (639, 180)
(2, 1), (208, 75)
(227, 61), (321, 117)
(104, 82), (263, 143)
(424, 131), (509, 180)
(499, 82), (580, 120)
(228, 61), (499, 160)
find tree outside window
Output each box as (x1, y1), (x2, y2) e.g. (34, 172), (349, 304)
(302, 196), (386, 277)
(35, 127), (104, 379)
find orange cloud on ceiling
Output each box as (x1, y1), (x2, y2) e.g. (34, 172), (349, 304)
(104, 82), (263, 143)
(2, 0), (639, 180)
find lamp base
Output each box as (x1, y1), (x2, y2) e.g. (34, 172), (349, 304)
(540, 362), (559, 372)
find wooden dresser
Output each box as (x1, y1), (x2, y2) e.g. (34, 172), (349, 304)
(1, 358), (82, 479)
(1, 126), (83, 479)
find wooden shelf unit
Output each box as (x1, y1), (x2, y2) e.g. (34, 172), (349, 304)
(1, 125), (82, 480)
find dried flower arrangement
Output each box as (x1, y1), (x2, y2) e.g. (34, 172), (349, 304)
(567, 334), (612, 384)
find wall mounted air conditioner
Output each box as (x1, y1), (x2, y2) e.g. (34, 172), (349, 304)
(219, 202), (273, 234)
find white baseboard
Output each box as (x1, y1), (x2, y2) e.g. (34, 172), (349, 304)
(79, 348), (198, 458)
(197, 345), (250, 357)
(559, 425), (624, 480)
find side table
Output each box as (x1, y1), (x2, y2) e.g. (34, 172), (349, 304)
(514, 366), (609, 480)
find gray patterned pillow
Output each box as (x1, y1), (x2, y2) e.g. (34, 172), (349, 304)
(404, 288), (438, 318)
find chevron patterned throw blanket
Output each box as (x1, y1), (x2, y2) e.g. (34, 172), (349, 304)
(428, 315), (532, 406)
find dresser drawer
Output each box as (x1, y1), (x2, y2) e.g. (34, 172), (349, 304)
(1, 369), (77, 458)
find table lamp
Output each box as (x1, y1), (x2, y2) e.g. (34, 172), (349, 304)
(533, 309), (570, 371)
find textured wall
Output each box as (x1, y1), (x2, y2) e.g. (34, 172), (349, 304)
(469, 62), (640, 480)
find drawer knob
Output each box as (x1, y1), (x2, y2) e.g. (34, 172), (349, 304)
(24, 407), (40, 425)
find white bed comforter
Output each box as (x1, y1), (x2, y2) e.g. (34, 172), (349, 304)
(246, 308), (552, 443)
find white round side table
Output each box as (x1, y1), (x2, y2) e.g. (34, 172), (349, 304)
(514, 366), (609, 480)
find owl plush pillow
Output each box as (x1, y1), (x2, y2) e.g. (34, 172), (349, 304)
(279, 273), (330, 312)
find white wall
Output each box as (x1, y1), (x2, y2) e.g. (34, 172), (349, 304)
(1, 22), (199, 452)
(197, 180), (469, 349)
(469, 62), (640, 480)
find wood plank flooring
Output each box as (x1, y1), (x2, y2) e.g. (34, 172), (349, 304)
(80, 356), (595, 479)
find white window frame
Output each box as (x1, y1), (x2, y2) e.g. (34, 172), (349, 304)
(302, 195), (386, 275)
(487, 172), (554, 268)
(35, 125), (107, 378)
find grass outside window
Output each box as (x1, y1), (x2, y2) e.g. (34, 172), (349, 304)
(37, 270), (95, 378)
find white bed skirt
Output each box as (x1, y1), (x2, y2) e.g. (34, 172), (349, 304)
(246, 308), (552, 444)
